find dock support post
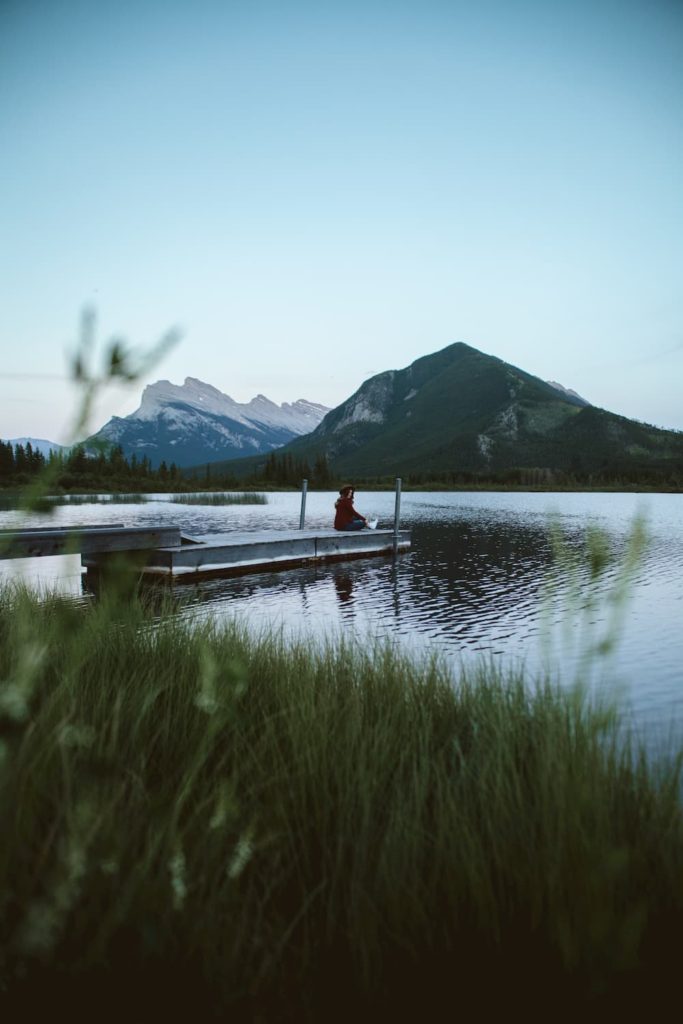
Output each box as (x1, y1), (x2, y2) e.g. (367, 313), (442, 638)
(299, 479), (308, 529)
(393, 477), (402, 553)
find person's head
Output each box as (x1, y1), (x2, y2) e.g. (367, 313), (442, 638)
(339, 484), (354, 498)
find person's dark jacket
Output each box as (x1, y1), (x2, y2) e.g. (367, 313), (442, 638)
(334, 495), (363, 530)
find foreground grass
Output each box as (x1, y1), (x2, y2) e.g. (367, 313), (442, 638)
(0, 586), (682, 1017)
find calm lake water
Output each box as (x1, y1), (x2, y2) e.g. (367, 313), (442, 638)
(2, 490), (682, 749)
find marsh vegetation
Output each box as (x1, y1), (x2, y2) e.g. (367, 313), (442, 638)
(168, 491), (268, 506)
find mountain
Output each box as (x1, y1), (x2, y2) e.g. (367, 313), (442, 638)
(89, 377), (329, 468)
(5, 437), (66, 457)
(207, 342), (683, 483)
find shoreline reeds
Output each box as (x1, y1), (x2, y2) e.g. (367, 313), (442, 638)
(167, 491), (268, 505)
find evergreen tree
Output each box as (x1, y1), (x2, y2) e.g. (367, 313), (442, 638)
(67, 445), (89, 474)
(313, 453), (330, 486)
(14, 444), (28, 474)
(108, 444), (126, 473)
(0, 441), (14, 480)
(264, 452), (276, 482)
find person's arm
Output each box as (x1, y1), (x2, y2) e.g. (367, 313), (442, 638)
(351, 500), (368, 525)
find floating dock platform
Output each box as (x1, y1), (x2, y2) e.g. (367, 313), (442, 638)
(0, 525), (411, 578)
(82, 528), (412, 578)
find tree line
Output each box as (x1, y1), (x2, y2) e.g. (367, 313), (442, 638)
(0, 440), (46, 480)
(185, 451), (333, 489)
(351, 465), (683, 491)
(0, 441), (334, 493)
(3, 438), (678, 493)
(0, 440), (183, 490)
(258, 451), (331, 487)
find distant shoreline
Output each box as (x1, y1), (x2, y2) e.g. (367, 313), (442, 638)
(1, 482), (681, 498)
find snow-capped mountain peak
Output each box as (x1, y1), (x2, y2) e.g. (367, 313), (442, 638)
(90, 377), (329, 468)
(136, 378), (245, 422)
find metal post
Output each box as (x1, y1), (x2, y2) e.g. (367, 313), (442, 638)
(299, 479), (308, 529)
(393, 477), (402, 553)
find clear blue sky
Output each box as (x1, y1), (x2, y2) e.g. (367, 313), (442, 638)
(1, 0), (681, 441)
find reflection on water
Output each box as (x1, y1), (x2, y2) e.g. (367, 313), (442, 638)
(334, 572), (355, 607)
(2, 490), (682, 744)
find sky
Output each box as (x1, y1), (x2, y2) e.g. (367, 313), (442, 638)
(1, 0), (681, 442)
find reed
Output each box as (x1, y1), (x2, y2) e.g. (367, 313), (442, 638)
(168, 491), (268, 505)
(46, 492), (149, 505)
(0, 583), (681, 1017)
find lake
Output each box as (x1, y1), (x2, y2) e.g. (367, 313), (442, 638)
(2, 490), (682, 749)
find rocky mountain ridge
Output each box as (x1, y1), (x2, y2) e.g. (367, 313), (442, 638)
(89, 377), (329, 467)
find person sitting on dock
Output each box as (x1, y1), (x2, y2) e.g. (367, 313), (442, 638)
(334, 486), (369, 531)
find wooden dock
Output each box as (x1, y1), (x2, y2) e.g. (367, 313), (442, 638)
(1, 525), (411, 578)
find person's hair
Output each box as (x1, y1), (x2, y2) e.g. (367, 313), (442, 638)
(339, 484), (354, 496)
